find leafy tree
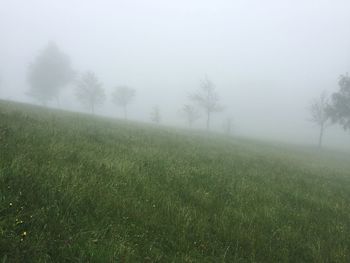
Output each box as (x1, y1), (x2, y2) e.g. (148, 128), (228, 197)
(112, 86), (136, 119)
(190, 76), (223, 130)
(181, 104), (200, 127)
(27, 42), (75, 105)
(75, 71), (105, 114)
(328, 74), (350, 131)
(309, 92), (330, 148)
(150, 106), (161, 124)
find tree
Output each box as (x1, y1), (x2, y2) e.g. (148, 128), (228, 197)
(27, 42), (75, 105)
(112, 86), (136, 119)
(150, 106), (161, 124)
(309, 92), (330, 148)
(328, 74), (350, 131)
(190, 76), (223, 130)
(181, 104), (200, 127)
(223, 116), (234, 136)
(75, 71), (105, 114)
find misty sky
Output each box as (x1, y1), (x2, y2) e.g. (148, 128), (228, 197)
(1, 0), (350, 148)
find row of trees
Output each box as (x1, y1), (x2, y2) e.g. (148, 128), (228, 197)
(74, 71), (136, 118)
(309, 74), (350, 148)
(27, 43), (136, 118)
(26, 42), (350, 144)
(26, 42), (227, 129)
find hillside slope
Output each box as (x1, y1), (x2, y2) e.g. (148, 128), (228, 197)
(1, 100), (350, 262)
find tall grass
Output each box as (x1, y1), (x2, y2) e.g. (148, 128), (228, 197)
(1, 100), (350, 262)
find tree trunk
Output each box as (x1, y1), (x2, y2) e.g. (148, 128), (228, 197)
(318, 123), (324, 148)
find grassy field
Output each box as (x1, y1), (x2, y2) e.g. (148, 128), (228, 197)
(1, 100), (350, 262)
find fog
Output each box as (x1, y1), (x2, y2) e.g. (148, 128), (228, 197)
(1, 0), (350, 148)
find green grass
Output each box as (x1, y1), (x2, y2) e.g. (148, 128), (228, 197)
(1, 100), (350, 262)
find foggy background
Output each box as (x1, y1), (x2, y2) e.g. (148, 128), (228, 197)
(1, 0), (350, 148)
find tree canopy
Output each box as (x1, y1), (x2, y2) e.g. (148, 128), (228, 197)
(27, 42), (75, 105)
(112, 86), (136, 119)
(75, 71), (105, 114)
(328, 74), (350, 130)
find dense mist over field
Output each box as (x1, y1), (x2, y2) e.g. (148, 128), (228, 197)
(1, 0), (350, 148)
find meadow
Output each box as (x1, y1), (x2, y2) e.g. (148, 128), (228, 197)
(1, 100), (350, 262)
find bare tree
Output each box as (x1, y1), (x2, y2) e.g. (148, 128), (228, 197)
(76, 71), (105, 114)
(112, 86), (135, 119)
(181, 104), (200, 127)
(27, 42), (75, 106)
(150, 106), (161, 124)
(190, 76), (223, 130)
(309, 91), (330, 148)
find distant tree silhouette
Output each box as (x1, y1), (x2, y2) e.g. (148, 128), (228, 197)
(76, 71), (105, 114)
(181, 104), (200, 127)
(150, 106), (161, 124)
(223, 116), (234, 136)
(328, 74), (350, 131)
(27, 42), (75, 106)
(309, 91), (330, 148)
(112, 86), (135, 119)
(190, 76), (223, 130)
